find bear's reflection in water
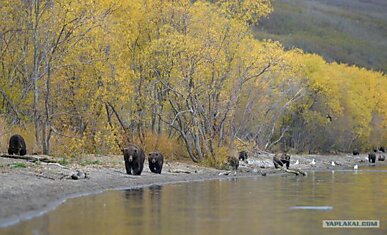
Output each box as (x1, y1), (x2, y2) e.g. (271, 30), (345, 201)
(122, 185), (163, 230)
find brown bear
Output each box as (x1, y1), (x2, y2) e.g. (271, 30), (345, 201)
(273, 153), (290, 169)
(239, 151), (248, 161)
(368, 151), (376, 163)
(148, 152), (164, 174)
(227, 156), (239, 170)
(123, 143), (145, 175)
(8, 134), (27, 156)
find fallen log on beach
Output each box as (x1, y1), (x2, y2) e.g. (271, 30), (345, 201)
(279, 166), (307, 176)
(0, 154), (59, 163)
(169, 169), (192, 174)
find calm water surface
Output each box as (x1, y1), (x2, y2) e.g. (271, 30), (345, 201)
(1, 166), (386, 235)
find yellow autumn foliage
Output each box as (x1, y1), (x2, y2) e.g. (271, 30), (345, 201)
(0, 0), (385, 160)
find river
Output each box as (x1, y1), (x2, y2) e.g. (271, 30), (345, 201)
(1, 166), (386, 235)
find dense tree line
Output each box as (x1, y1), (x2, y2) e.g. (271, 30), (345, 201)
(0, 0), (385, 162)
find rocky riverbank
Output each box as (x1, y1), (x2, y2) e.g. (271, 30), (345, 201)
(0, 152), (385, 227)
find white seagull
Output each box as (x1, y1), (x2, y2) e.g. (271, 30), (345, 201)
(311, 159), (316, 166)
(354, 165), (359, 170)
(294, 160), (299, 165)
(331, 161), (336, 167)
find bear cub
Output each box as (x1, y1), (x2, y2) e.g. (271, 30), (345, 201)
(148, 152), (164, 174)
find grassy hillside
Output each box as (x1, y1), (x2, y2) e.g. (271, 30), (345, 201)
(254, 0), (387, 72)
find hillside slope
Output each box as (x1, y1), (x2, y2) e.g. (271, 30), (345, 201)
(254, 0), (387, 72)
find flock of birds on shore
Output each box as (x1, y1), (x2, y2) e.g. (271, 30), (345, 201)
(245, 148), (385, 172)
(307, 148), (385, 171)
(296, 158), (359, 169)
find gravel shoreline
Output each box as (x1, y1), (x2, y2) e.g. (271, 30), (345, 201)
(0, 152), (385, 227)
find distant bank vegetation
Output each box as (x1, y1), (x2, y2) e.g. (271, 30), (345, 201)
(0, 0), (386, 163)
(254, 0), (387, 73)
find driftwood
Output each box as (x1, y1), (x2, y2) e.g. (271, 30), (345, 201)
(43, 162), (68, 168)
(278, 166), (306, 176)
(0, 154), (59, 163)
(170, 169), (191, 174)
(35, 174), (56, 180)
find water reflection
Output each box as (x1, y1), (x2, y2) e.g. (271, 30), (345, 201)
(1, 167), (386, 235)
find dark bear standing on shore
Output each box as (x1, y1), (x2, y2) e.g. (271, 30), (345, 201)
(273, 153), (290, 169)
(8, 134), (27, 156)
(239, 151), (248, 161)
(368, 151), (376, 163)
(148, 152), (164, 174)
(352, 150), (360, 155)
(227, 156), (239, 170)
(123, 144), (145, 175)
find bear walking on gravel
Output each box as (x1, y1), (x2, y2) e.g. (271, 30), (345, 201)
(227, 156), (239, 170)
(8, 134), (27, 156)
(148, 152), (164, 174)
(368, 151), (376, 163)
(123, 144), (145, 175)
(239, 151), (248, 161)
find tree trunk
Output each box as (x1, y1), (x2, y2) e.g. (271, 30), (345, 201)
(42, 57), (51, 155)
(32, 0), (41, 149)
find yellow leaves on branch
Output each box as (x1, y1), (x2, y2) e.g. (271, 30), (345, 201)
(0, 0), (386, 155)
(215, 0), (273, 25)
